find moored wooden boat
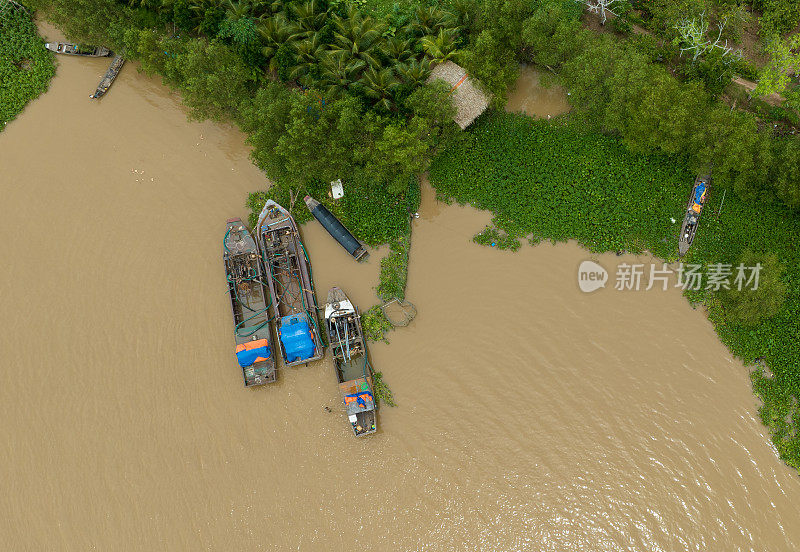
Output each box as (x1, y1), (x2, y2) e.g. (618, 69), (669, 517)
(256, 200), (324, 367)
(44, 42), (111, 57)
(90, 54), (125, 99)
(678, 174), (711, 257)
(324, 287), (377, 436)
(224, 218), (277, 386)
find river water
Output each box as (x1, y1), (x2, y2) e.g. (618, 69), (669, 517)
(1, 27), (799, 551)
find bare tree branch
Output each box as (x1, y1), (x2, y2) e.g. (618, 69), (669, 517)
(674, 12), (742, 62)
(575, 0), (621, 26)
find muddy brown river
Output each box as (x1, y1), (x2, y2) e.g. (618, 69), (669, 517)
(1, 25), (799, 551)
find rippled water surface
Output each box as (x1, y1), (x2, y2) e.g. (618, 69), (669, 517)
(1, 25), (799, 551)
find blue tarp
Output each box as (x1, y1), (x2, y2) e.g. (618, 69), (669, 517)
(280, 314), (316, 362)
(236, 344), (271, 368)
(695, 183), (706, 203)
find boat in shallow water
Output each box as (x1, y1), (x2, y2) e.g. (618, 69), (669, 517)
(256, 200), (324, 367)
(678, 175), (711, 256)
(224, 219), (276, 386)
(324, 287), (377, 436)
(44, 42), (111, 57)
(90, 54), (125, 99)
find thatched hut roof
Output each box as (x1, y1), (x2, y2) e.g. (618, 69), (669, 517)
(427, 61), (490, 130)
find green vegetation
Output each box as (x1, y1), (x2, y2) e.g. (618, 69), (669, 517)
(755, 34), (800, 113)
(376, 233), (411, 301)
(0, 7), (55, 129)
(371, 369), (396, 406)
(716, 250), (788, 326)
(519, 1), (800, 210)
(430, 112), (692, 257)
(429, 110), (800, 472)
(361, 304), (393, 342)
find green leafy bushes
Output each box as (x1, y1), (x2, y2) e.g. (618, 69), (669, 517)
(716, 250), (788, 326)
(0, 9), (55, 129)
(751, 0), (800, 37)
(429, 110), (800, 472)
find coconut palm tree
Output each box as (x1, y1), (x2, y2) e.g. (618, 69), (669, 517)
(319, 51), (366, 96)
(396, 57), (432, 87)
(411, 6), (452, 37)
(258, 14), (302, 72)
(359, 66), (399, 111)
(384, 36), (415, 65)
(329, 8), (384, 70)
(291, 0), (328, 38)
(419, 28), (458, 63)
(290, 32), (326, 82)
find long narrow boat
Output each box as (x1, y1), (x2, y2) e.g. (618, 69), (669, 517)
(678, 175), (711, 256)
(223, 218), (277, 386)
(44, 42), (111, 57)
(256, 200), (324, 367)
(304, 195), (369, 262)
(324, 287), (377, 436)
(90, 54), (125, 99)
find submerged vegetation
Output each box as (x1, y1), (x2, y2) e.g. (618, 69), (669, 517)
(0, 6), (55, 129)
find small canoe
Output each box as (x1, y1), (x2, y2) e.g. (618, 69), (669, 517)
(44, 42), (111, 57)
(90, 54), (125, 99)
(256, 200), (324, 367)
(304, 195), (368, 262)
(324, 287), (377, 436)
(224, 219), (277, 386)
(678, 175), (711, 257)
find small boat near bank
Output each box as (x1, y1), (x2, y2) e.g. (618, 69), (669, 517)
(256, 200), (324, 367)
(44, 42), (111, 57)
(224, 219), (277, 386)
(324, 287), (377, 436)
(678, 175), (711, 256)
(90, 54), (125, 99)
(304, 195), (369, 262)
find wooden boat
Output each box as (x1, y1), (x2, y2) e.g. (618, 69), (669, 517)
(90, 54), (125, 99)
(256, 200), (324, 367)
(678, 175), (711, 256)
(324, 287), (377, 436)
(224, 218), (277, 386)
(44, 42), (111, 57)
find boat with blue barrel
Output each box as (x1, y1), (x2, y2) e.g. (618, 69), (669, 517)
(324, 287), (376, 436)
(256, 200), (324, 367)
(678, 174), (711, 257)
(223, 218), (276, 386)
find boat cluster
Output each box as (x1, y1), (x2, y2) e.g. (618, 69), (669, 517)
(223, 198), (376, 437)
(44, 42), (124, 99)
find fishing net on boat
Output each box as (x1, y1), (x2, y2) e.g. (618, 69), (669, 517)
(380, 298), (417, 327)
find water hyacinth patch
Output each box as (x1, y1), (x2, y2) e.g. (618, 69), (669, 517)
(0, 9), (55, 129)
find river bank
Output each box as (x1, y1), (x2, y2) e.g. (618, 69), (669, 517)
(2, 29), (800, 550)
